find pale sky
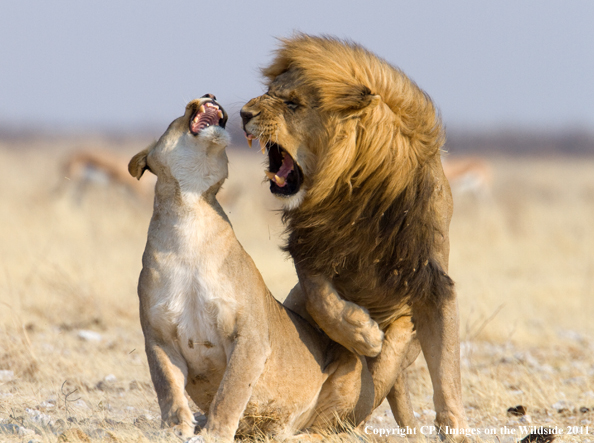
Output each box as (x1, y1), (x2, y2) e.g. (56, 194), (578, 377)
(1, 1), (593, 134)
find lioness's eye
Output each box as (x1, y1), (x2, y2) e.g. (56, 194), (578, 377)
(284, 100), (299, 110)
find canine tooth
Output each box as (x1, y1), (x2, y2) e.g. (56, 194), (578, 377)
(260, 142), (267, 154)
(275, 175), (286, 186)
(247, 138), (253, 148)
(217, 110), (223, 119)
(265, 171), (276, 180)
(199, 105), (206, 113)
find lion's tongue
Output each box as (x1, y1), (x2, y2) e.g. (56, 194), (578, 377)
(267, 153), (294, 187)
(277, 154), (294, 179)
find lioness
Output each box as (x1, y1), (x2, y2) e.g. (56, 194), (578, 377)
(129, 95), (393, 442)
(241, 35), (469, 436)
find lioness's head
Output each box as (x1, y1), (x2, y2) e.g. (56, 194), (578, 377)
(129, 94), (230, 194)
(240, 34), (444, 212)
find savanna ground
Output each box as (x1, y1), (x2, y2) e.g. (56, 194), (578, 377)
(0, 137), (593, 442)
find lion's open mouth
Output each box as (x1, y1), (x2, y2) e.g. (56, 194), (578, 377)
(262, 142), (303, 196)
(190, 101), (226, 135)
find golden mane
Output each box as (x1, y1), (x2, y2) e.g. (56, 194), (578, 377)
(263, 34), (445, 212)
(264, 35), (452, 317)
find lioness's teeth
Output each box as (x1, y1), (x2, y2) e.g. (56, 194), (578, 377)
(275, 175), (286, 186)
(265, 171), (276, 180)
(199, 105), (206, 113)
(217, 110), (223, 119)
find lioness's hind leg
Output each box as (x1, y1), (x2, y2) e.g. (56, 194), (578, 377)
(297, 270), (384, 357)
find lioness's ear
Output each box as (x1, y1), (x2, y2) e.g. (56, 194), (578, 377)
(128, 147), (149, 180)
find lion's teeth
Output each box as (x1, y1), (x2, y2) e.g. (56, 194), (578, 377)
(199, 105), (206, 114)
(265, 171), (276, 180)
(247, 138), (252, 148)
(275, 175), (286, 186)
(260, 142), (267, 154)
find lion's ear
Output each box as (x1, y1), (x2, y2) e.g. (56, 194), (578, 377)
(128, 147), (149, 180)
(330, 85), (378, 112)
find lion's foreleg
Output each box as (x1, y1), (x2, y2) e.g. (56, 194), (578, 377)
(145, 340), (196, 440)
(413, 295), (469, 438)
(296, 269), (383, 357)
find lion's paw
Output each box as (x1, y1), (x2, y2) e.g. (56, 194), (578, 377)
(340, 305), (384, 357)
(349, 320), (384, 357)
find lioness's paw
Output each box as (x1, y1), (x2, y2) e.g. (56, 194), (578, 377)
(174, 422), (197, 441)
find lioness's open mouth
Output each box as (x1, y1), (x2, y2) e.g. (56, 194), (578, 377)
(262, 142), (303, 196)
(190, 100), (226, 135)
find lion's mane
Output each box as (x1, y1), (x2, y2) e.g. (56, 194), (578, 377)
(265, 35), (453, 325)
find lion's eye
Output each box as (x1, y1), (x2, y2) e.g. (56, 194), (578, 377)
(284, 100), (299, 110)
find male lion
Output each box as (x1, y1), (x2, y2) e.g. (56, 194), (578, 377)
(241, 35), (469, 435)
(129, 95), (397, 442)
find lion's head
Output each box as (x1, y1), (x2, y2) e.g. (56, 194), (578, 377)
(241, 35), (452, 315)
(241, 34), (444, 211)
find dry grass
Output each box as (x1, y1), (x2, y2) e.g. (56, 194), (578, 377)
(0, 139), (593, 442)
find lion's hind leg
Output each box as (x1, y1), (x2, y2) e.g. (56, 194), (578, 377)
(365, 315), (421, 429)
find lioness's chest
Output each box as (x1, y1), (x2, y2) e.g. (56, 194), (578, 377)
(144, 223), (238, 371)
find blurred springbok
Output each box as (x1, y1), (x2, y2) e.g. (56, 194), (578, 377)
(59, 148), (156, 203)
(442, 156), (493, 199)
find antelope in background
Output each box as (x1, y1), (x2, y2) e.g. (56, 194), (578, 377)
(442, 156), (493, 200)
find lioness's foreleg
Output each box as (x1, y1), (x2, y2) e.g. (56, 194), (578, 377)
(294, 269), (384, 357)
(413, 294), (469, 438)
(202, 334), (270, 442)
(145, 340), (196, 439)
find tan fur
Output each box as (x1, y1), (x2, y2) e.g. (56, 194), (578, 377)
(241, 34), (469, 439)
(132, 98), (398, 442)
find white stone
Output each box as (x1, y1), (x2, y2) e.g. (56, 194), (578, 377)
(0, 370), (14, 381)
(77, 330), (102, 342)
(104, 374), (117, 382)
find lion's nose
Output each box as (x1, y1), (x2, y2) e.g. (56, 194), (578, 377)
(240, 107), (258, 130)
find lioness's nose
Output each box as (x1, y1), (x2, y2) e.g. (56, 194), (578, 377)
(240, 107), (258, 130)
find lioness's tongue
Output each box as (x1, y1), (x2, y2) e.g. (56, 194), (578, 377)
(190, 107), (219, 133)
